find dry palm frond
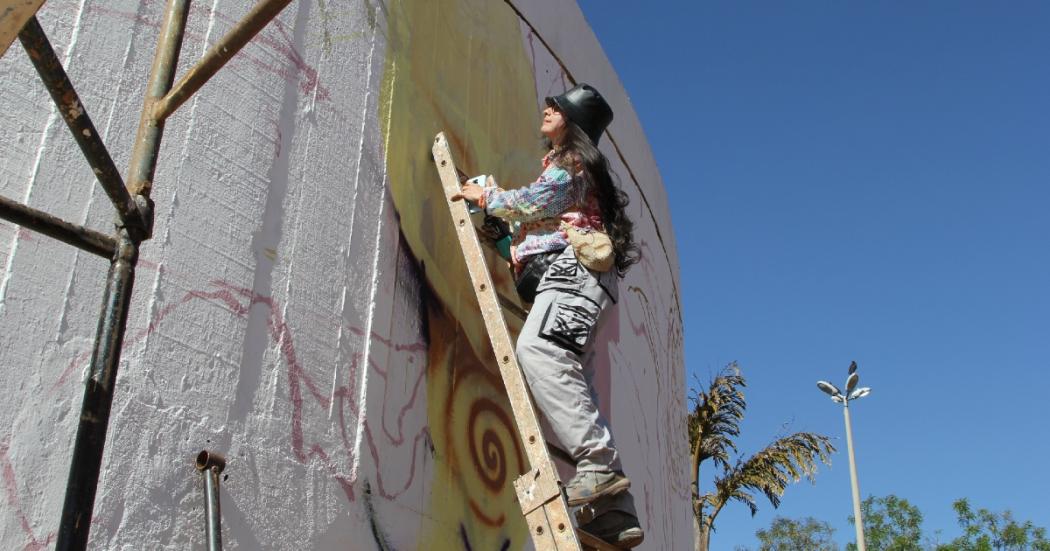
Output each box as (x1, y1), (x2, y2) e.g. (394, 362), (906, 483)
(712, 432), (836, 516)
(688, 362), (746, 472)
(689, 363), (838, 551)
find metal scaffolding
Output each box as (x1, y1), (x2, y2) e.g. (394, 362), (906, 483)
(0, 1), (296, 549)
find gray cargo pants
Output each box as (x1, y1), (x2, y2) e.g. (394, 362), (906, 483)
(516, 246), (622, 472)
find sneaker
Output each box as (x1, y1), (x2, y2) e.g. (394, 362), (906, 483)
(565, 470), (631, 507)
(579, 510), (644, 549)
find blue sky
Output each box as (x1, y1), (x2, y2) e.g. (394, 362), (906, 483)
(577, 1), (1050, 548)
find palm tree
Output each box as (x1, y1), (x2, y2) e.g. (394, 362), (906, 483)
(689, 363), (836, 551)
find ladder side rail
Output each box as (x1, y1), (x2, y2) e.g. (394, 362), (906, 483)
(432, 134), (556, 476)
(0, 0), (46, 57)
(432, 133), (583, 551)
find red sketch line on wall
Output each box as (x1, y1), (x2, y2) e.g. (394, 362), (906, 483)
(252, 16), (330, 101)
(192, 279), (429, 503)
(369, 354), (427, 446)
(87, 5), (330, 103)
(362, 422), (431, 501)
(347, 325), (427, 355)
(303, 443), (356, 501)
(1, 439), (56, 550)
(0, 222), (39, 244)
(42, 263), (429, 510)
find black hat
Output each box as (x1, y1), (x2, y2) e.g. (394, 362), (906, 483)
(546, 83), (614, 145)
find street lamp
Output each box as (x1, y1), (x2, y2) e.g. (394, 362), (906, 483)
(817, 361), (872, 551)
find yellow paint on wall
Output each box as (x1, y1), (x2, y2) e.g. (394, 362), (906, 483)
(381, 0), (540, 352)
(379, 0), (548, 549)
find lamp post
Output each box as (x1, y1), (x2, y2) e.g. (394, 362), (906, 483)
(817, 361), (871, 551)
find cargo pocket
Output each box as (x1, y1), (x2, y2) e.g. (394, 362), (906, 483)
(537, 291), (603, 355)
(536, 249), (587, 295)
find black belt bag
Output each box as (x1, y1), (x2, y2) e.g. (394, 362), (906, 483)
(514, 249), (565, 304)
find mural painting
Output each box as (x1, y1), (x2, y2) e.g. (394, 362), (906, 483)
(380, 0), (545, 548)
(0, 0), (687, 549)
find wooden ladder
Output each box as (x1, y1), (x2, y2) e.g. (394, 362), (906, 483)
(431, 133), (619, 551)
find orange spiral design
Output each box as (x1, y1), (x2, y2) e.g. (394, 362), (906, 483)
(431, 311), (528, 531)
(467, 397), (518, 492)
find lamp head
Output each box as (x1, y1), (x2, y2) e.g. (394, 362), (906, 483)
(846, 372), (859, 393)
(848, 387), (872, 401)
(817, 381), (842, 398)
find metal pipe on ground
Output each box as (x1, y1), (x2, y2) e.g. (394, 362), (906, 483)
(196, 451), (227, 551)
(17, 16), (143, 235)
(151, 0), (296, 122)
(0, 195), (116, 258)
(55, 231), (138, 551)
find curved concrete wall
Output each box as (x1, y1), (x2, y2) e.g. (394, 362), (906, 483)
(0, 1), (687, 549)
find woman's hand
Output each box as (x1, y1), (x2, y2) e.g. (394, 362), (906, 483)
(450, 183), (485, 203)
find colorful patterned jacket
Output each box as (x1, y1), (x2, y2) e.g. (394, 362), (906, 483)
(480, 150), (605, 268)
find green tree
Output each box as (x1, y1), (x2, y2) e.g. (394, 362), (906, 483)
(937, 498), (1050, 551)
(688, 363), (836, 551)
(755, 516), (839, 551)
(846, 494), (926, 551)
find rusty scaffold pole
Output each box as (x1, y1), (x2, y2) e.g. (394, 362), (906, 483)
(1, 0), (299, 548)
(14, 3), (186, 548)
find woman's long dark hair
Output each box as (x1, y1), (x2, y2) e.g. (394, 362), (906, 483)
(547, 123), (640, 276)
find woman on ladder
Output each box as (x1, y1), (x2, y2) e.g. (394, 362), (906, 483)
(452, 83), (643, 549)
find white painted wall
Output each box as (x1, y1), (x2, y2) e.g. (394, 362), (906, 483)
(0, 1), (687, 549)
